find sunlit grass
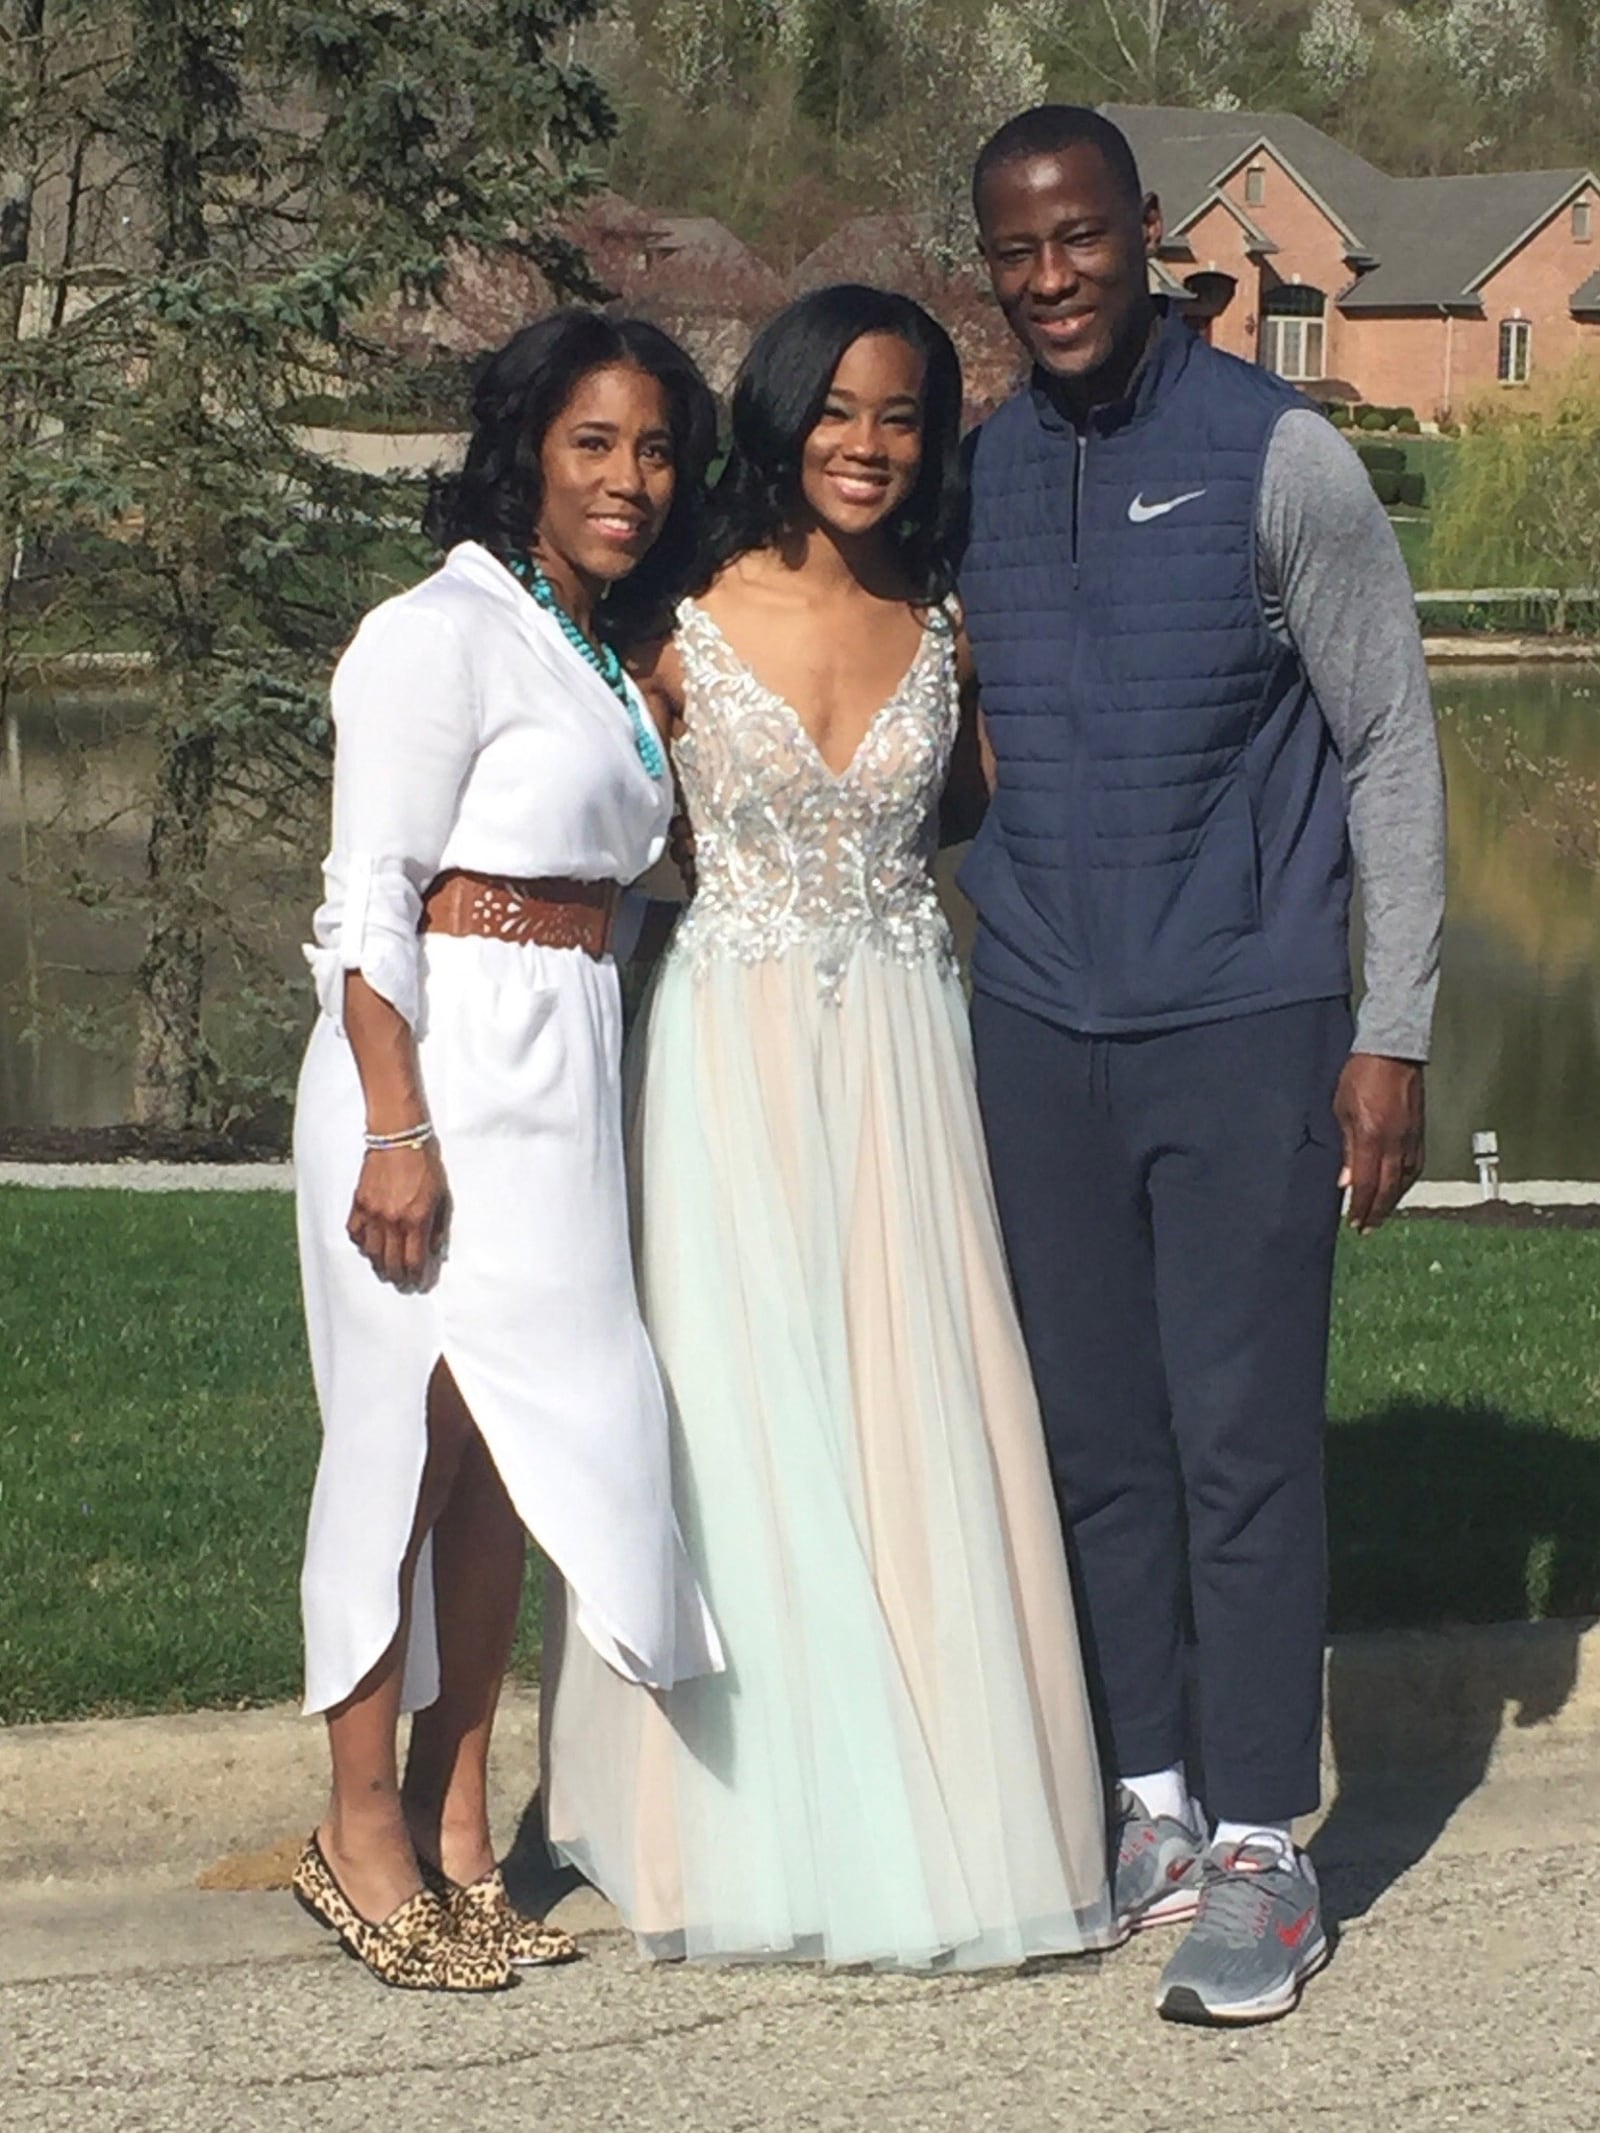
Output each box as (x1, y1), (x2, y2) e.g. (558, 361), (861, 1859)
(4, 1191), (1598, 1721)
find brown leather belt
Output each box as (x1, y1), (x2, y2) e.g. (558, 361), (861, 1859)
(420, 870), (620, 959)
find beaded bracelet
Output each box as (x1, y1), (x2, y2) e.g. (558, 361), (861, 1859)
(363, 1121), (435, 1153)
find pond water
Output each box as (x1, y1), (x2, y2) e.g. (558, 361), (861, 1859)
(3, 664), (1598, 1180)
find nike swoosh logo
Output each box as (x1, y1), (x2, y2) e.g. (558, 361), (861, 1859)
(1277, 1907), (1317, 1950)
(1128, 489), (1207, 523)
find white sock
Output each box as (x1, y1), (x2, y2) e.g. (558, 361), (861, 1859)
(1212, 1818), (1297, 1862)
(1121, 1765), (1197, 1830)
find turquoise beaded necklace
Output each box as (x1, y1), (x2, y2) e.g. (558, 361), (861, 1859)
(504, 553), (666, 782)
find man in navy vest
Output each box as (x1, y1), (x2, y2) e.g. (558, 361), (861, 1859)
(961, 106), (1445, 2025)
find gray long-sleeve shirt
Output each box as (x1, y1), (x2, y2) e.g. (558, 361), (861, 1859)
(1257, 409), (1446, 1061)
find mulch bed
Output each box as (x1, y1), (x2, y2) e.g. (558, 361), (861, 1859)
(1400, 1200), (1600, 1231)
(0, 1124), (288, 1164)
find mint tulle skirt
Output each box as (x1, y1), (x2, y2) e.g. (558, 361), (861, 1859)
(542, 941), (1116, 1970)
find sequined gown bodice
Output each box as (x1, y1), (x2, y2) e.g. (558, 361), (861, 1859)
(669, 597), (959, 999)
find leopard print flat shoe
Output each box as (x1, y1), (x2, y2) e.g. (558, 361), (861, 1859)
(420, 1858), (583, 1968)
(292, 1835), (518, 1992)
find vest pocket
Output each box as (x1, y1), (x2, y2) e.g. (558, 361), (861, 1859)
(1220, 772), (1263, 937)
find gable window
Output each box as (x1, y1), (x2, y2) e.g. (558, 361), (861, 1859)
(1260, 283), (1326, 381)
(1575, 199), (1593, 243)
(1498, 318), (1532, 384)
(1244, 164), (1266, 207)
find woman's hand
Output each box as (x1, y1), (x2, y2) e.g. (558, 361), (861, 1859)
(347, 1136), (449, 1288)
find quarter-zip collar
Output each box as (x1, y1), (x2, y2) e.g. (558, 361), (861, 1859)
(1028, 303), (1196, 442)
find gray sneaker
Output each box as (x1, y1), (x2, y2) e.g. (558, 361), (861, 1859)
(1112, 1786), (1206, 1934)
(1156, 1836), (1328, 2025)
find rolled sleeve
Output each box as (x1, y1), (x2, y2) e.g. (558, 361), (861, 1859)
(304, 598), (480, 1033)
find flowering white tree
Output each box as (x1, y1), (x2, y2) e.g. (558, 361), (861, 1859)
(1438, 0), (1553, 103)
(1300, 0), (1374, 97)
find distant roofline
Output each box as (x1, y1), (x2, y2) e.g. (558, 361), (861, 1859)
(1466, 172), (1600, 292)
(1132, 120), (1369, 253)
(1335, 295), (1485, 316)
(1168, 184), (1278, 255)
(1106, 105), (1600, 303)
(1207, 135), (1366, 252)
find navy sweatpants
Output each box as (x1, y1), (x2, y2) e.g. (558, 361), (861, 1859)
(972, 992), (1350, 1824)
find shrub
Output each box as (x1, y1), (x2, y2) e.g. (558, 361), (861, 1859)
(1327, 401), (1353, 428)
(1395, 412), (1422, 434)
(1396, 471), (1427, 509)
(1358, 407), (1389, 430)
(1357, 442), (1406, 474)
(1367, 468), (1403, 506)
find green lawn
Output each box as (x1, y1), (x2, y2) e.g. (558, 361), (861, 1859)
(1378, 433), (1459, 591)
(1326, 1219), (1600, 1629)
(0, 1189), (538, 1725)
(3, 1191), (1598, 1723)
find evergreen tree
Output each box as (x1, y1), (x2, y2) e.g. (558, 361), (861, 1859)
(4, 1), (615, 1129)
(797, 0), (888, 140)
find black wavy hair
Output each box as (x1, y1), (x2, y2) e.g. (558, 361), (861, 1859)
(425, 308), (718, 639)
(972, 105), (1145, 217)
(701, 284), (966, 604)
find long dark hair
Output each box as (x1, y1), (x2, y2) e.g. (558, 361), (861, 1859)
(702, 284), (965, 602)
(426, 309), (718, 638)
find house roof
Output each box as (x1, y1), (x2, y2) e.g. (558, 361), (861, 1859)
(1574, 268), (1600, 315)
(1105, 104), (1391, 254)
(1164, 186), (1278, 259)
(791, 211), (946, 292)
(1338, 170), (1594, 309)
(584, 199), (787, 311)
(1103, 103), (1598, 313)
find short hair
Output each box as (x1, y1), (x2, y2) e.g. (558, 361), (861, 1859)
(972, 105), (1144, 219)
(702, 284), (967, 606)
(425, 309), (718, 640)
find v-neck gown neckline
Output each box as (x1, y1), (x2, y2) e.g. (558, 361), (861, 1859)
(679, 595), (936, 785)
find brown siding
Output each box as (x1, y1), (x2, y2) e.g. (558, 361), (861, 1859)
(1337, 313), (1453, 420)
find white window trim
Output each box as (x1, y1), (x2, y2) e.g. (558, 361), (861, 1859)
(1574, 199), (1593, 243)
(1498, 317), (1532, 385)
(1261, 313), (1326, 383)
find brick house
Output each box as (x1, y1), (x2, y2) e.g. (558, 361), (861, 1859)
(1108, 104), (1600, 420)
(383, 196), (786, 394)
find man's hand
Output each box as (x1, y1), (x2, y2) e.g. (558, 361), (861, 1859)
(668, 808), (697, 896)
(1334, 1054), (1425, 1234)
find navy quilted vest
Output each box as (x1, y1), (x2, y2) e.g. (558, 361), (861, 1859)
(958, 312), (1351, 1034)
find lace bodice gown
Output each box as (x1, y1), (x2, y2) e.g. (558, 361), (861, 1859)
(542, 597), (1115, 1968)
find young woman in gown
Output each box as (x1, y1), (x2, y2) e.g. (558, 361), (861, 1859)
(291, 312), (721, 1992)
(542, 285), (1116, 1970)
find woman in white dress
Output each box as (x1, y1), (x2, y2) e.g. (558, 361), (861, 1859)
(291, 312), (721, 1992)
(543, 286), (1116, 1969)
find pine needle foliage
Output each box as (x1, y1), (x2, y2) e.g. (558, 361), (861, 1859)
(1, 0), (615, 1129)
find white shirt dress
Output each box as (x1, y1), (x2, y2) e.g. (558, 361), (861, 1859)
(293, 540), (721, 1716)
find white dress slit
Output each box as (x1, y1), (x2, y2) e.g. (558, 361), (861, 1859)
(294, 542), (721, 1716)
